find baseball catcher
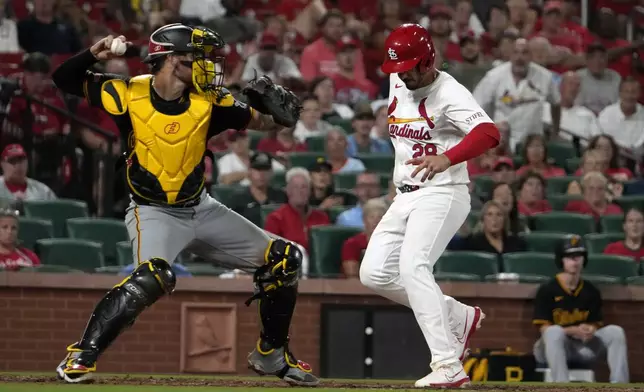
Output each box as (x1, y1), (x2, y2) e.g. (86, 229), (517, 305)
(51, 23), (317, 386)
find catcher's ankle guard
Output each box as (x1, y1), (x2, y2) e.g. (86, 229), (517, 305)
(245, 239), (301, 306)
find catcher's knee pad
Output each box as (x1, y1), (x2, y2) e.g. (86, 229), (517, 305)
(245, 240), (301, 306)
(76, 258), (176, 354)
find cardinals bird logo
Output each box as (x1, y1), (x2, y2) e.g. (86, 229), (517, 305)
(418, 98), (436, 129)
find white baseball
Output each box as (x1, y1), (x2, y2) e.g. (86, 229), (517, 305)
(110, 38), (127, 56)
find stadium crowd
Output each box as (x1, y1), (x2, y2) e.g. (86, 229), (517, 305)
(0, 0), (642, 382)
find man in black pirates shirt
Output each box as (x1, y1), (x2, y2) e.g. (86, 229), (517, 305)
(532, 234), (629, 383)
(230, 152), (287, 226)
(308, 157), (357, 207)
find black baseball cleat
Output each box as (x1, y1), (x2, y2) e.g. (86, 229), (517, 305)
(247, 339), (320, 387)
(55, 343), (97, 383)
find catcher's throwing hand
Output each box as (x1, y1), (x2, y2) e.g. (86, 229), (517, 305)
(90, 35), (132, 61)
(242, 74), (302, 128)
(406, 155), (452, 182)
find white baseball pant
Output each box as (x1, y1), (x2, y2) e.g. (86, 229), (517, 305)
(360, 184), (471, 368)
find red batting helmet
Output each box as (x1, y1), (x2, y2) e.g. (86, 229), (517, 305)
(381, 24), (436, 74)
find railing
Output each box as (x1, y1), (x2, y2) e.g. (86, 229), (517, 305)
(18, 93), (118, 217)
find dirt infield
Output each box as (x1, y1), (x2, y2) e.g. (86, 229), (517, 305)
(0, 374), (640, 391)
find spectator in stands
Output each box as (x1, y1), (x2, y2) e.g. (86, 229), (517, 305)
(517, 172), (552, 216)
(598, 77), (644, 151)
(0, 144), (56, 201)
(604, 208), (644, 261)
(310, 76), (354, 123)
(558, 0), (593, 45)
(229, 152), (287, 227)
(491, 156), (516, 184)
(463, 200), (527, 255)
(594, 8), (643, 78)
(568, 150), (608, 195)
(527, 36), (554, 70)
(336, 172), (381, 228)
(480, 3), (510, 59)
(205, 0), (259, 44)
(299, 10), (367, 81)
(452, 0), (485, 39)
(565, 171), (623, 220)
(346, 108), (391, 157)
(582, 135), (634, 182)
(257, 126), (307, 158)
(217, 130), (284, 186)
(0, 209), (40, 270)
(324, 127), (366, 174)
(0, 0), (19, 52)
(340, 198), (387, 279)
(148, 0), (203, 30)
(179, 0), (225, 23)
(529, 1), (584, 72)
(490, 182), (524, 235)
(516, 135), (566, 178)
(575, 43), (621, 116)
(467, 149), (496, 178)
(425, 5), (459, 66)
(369, 100), (391, 146)
(532, 235), (629, 384)
(264, 167), (330, 251)
(473, 38), (561, 151)
(331, 36), (378, 106)
(491, 31), (518, 66)
(240, 33), (302, 84)
(506, 0), (529, 34)
(17, 0), (81, 55)
(448, 32), (492, 92)
(544, 71), (601, 143)
(293, 95), (334, 143)
(308, 157), (357, 208)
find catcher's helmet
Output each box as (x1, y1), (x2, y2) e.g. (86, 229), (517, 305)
(555, 234), (588, 269)
(144, 23), (226, 98)
(381, 23), (436, 74)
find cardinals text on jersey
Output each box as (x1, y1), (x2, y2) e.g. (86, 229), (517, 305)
(388, 71), (493, 188)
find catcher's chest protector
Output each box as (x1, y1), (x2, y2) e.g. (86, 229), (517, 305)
(101, 74), (221, 204)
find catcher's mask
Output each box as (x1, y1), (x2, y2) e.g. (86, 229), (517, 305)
(144, 23), (226, 99)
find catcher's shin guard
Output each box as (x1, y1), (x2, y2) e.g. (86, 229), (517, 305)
(246, 240), (318, 386)
(56, 258), (176, 383)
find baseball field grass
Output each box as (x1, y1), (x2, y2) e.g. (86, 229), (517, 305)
(0, 373), (642, 392)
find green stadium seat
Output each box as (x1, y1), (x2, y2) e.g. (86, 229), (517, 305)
(67, 218), (129, 266)
(379, 173), (392, 191)
(19, 265), (84, 273)
(289, 152), (324, 169)
(356, 154), (394, 174)
(626, 276), (644, 285)
(328, 118), (353, 133)
(546, 176), (579, 195)
(36, 238), (105, 272)
(435, 251), (499, 279)
(116, 241), (133, 266)
(306, 135), (326, 152)
(327, 206), (351, 223)
(585, 233), (623, 254)
(308, 226), (362, 277)
(467, 210), (481, 229)
(547, 142), (578, 168)
(335, 173), (357, 189)
(473, 176), (494, 199)
(585, 255), (639, 281)
(600, 215), (624, 233)
(547, 194), (583, 211)
(18, 218), (53, 250)
(513, 156), (524, 168)
(565, 158), (581, 174)
(272, 172), (286, 189)
(532, 213), (596, 235)
(520, 232), (570, 253)
(260, 204), (283, 227)
(435, 272), (481, 282)
(582, 274), (622, 285)
(185, 264), (228, 276)
(23, 199), (89, 237)
(615, 196), (644, 213)
(210, 185), (244, 207)
(516, 274), (551, 283)
(502, 252), (558, 277)
(248, 131), (263, 150)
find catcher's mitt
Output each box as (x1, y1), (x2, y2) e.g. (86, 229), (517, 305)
(241, 74), (302, 128)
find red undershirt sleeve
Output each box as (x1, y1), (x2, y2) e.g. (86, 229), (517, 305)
(443, 123), (500, 166)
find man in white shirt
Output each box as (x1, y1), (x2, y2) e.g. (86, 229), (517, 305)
(0, 144), (56, 203)
(543, 71), (600, 144)
(575, 42), (621, 115)
(598, 77), (644, 151)
(473, 38), (561, 152)
(217, 130), (284, 186)
(241, 34), (302, 83)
